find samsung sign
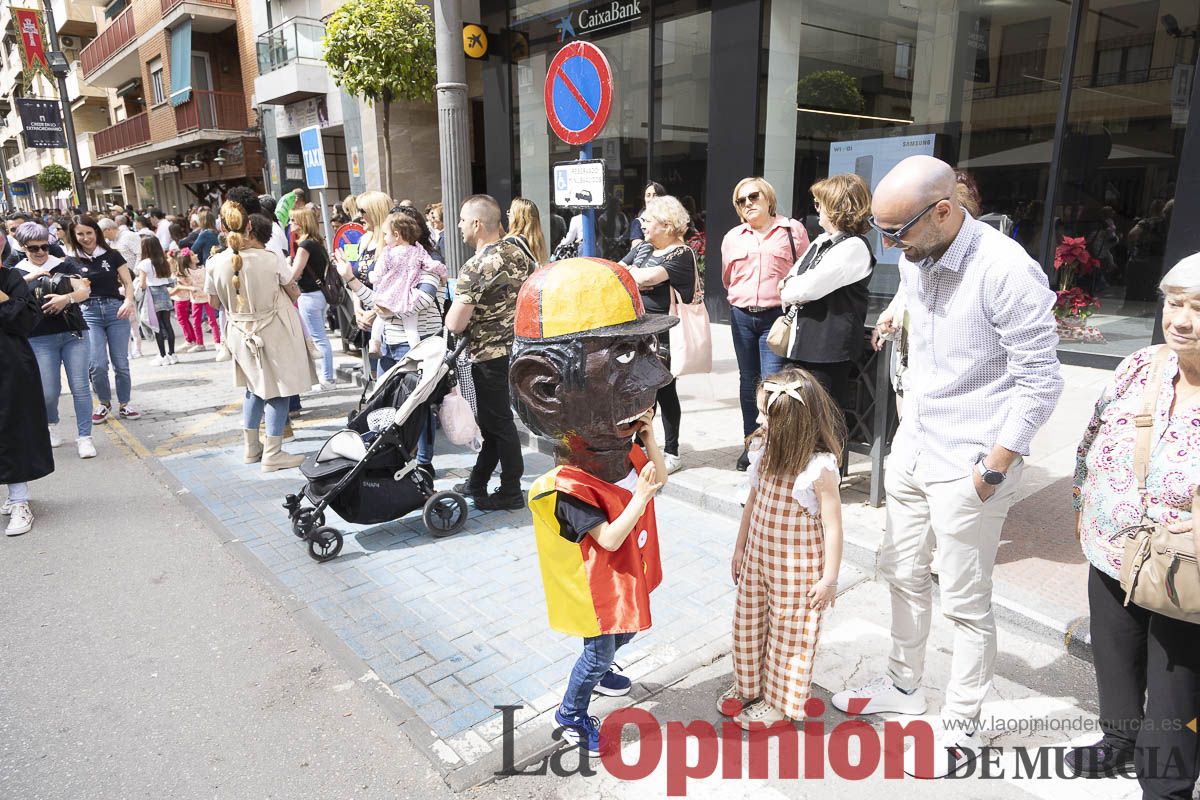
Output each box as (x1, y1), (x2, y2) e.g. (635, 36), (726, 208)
(574, 0), (642, 35)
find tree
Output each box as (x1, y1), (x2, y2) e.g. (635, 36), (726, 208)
(323, 0), (436, 198)
(37, 163), (73, 194)
(794, 70), (865, 114)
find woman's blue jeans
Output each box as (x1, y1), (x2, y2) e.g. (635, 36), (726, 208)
(29, 332), (93, 438)
(298, 291), (333, 382)
(380, 340), (434, 465)
(729, 306), (785, 437)
(81, 297), (132, 405)
(242, 391), (290, 437)
(560, 632), (635, 718)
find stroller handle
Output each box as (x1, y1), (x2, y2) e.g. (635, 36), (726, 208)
(444, 330), (470, 365)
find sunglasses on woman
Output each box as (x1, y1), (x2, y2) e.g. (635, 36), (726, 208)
(735, 190), (762, 208)
(868, 197), (949, 245)
(25, 244), (49, 253)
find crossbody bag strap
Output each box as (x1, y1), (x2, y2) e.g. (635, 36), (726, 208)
(1132, 346), (1172, 494)
(785, 225), (797, 263)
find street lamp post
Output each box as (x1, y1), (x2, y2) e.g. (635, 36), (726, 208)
(41, 0), (88, 212)
(432, 0), (469, 277)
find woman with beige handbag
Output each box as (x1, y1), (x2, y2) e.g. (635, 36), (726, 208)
(625, 195), (700, 474)
(773, 174), (875, 411)
(1069, 253), (1200, 794)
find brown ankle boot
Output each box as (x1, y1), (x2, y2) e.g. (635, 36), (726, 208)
(261, 435), (304, 472)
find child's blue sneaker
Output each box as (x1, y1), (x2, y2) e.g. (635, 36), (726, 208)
(593, 664), (632, 697)
(554, 706), (604, 756)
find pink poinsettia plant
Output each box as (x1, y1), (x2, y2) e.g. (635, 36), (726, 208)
(1053, 286), (1101, 321)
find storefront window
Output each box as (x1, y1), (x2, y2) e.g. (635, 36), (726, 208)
(759, 0), (1072, 300)
(1049, 1), (1198, 359)
(508, 0), (710, 259)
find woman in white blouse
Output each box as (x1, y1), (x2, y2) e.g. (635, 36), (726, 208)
(777, 174), (875, 409)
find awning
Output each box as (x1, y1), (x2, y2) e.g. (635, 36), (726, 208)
(169, 19), (193, 107)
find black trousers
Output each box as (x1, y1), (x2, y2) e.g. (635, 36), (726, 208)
(1089, 566), (1200, 799)
(786, 358), (851, 410)
(469, 355), (524, 494)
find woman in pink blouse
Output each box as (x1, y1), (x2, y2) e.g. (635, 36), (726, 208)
(720, 177), (809, 470)
(1069, 254), (1200, 795)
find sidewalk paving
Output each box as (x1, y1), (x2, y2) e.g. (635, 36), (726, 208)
(100, 319), (1113, 787)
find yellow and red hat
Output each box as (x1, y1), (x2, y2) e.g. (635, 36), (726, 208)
(515, 257), (678, 341)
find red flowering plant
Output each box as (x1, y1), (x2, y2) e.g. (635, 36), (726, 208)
(1052, 235), (1101, 321)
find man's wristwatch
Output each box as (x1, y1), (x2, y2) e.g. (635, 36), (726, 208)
(974, 453), (1006, 486)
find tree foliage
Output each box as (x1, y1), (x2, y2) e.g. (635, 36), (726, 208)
(323, 0), (437, 107)
(37, 163), (73, 193)
(794, 70), (865, 113)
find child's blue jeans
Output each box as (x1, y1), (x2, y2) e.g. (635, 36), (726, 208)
(560, 632), (635, 718)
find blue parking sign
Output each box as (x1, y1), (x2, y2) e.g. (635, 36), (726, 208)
(299, 125), (327, 189)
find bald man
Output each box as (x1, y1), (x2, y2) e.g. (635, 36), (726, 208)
(445, 194), (535, 510)
(832, 156), (1062, 777)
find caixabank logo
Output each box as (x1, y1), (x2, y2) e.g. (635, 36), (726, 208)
(495, 702), (1200, 795)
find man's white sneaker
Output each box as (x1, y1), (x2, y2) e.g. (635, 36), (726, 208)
(167, 354), (179, 365)
(77, 437), (97, 459)
(664, 453), (682, 474)
(831, 675), (927, 716)
(5, 502), (33, 536)
(156, 355), (167, 366)
(902, 724), (982, 779)
(48, 424), (63, 448)
(319, 381), (337, 392)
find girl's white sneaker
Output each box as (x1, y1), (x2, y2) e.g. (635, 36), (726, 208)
(77, 437), (97, 459)
(167, 354), (179, 365)
(5, 502), (33, 536)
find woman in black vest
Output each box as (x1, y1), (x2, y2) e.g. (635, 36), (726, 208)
(777, 174), (875, 409)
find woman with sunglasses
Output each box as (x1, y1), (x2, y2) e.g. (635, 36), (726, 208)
(720, 177), (810, 470)
(11, 222), (96, 459)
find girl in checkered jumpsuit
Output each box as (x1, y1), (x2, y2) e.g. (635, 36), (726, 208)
(720, 367), (846, 727)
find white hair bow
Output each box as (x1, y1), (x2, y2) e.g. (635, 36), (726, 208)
(763, 379), (805, 409)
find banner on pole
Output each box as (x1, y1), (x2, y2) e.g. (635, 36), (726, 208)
(16, 98), (67, 148)
(13, 8), (51, 85)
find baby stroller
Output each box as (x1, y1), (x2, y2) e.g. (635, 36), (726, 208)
(283, 335), (470, 562)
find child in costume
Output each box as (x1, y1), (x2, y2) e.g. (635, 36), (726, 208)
(720, 366), (846, 727)
(510, 257), (678, 756)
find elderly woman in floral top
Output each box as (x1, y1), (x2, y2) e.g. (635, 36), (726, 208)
(1069, 253), (1200, 796)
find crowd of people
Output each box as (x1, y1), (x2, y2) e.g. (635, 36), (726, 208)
(1, 155), (1196, 797)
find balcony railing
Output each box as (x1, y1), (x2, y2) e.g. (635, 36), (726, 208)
(80, 5), (134, 77)
(256, 17), (325, 74)
(94, 111), (150, 157)
(160, 0), (233, 16)
(175, 90), (247, 133)
(971, 66), (1174, 101)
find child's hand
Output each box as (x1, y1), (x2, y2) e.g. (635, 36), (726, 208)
(730, 542), (745, 585)
(633, 462), (663, 503)
(633, 408), (656, 438)
(808, 576), (837, 610)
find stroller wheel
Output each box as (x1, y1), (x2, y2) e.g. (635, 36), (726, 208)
(291, 508), (326, 538)
(423, 491), (469, 538)
(308, 526), (344, 562)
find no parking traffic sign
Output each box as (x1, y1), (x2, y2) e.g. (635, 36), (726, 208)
(544, 41), (613, 145)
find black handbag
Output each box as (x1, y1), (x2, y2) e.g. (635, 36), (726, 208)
(30, 272), (85, 333)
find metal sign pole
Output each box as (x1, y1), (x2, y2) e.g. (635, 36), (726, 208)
(41, 0), (87, 212)
(318, 188), (332, 244)
(580, 143), (596, 257)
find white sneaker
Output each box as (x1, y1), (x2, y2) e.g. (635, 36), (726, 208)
(156, 355), (167, 366)
(180, 343), (198, 353)
(214, 343), (231, 362)
(831, 675), (928, 716)
(48, 424), (63, 448)
(5, 502), (33, 536)
(319, 381), (337, 392)
(77, 436), (97, 459)
(129, 350), (142, 359)
(902, 723), (982, 779)
(735, 700), (791, 730)
(716, 684), (757, 716)
(167, 354), (179, 365)
(193, 344), (207, 352)
(664, 453), (682, 474)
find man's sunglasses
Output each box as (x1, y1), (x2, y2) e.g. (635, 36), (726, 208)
(735, 191), (762, 208)
(25, 244), (49, 253)
(868, 197), (949, 245)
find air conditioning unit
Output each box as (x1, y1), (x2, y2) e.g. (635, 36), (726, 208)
(61, 36), (76, 48)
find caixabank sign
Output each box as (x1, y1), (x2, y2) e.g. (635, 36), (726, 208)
(555, 0), (643, 40)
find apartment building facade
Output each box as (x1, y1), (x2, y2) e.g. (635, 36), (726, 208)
(0, 0), (121, 210)
(83, 0), (264, 212)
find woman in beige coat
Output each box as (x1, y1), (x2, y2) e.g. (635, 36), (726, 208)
(207, 201), (316, 471)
